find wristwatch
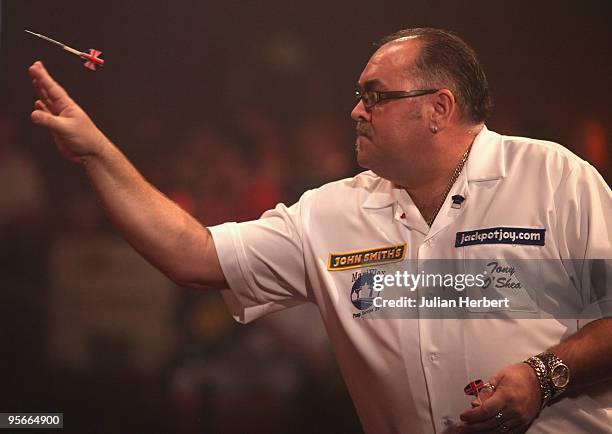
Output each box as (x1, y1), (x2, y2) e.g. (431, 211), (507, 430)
(524, 351), (570, 408)
(537, 351), (571, 400)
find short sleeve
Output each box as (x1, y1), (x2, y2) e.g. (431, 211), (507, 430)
(555, 162), (612, 325)
(208, 194), (313, 324)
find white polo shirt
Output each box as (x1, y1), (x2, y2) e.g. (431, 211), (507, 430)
(209, 126), (612, 434)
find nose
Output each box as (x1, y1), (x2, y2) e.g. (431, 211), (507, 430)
(351, 99), (370, 122)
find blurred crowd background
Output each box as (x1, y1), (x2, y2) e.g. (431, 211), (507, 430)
(0, 1), (610, 433)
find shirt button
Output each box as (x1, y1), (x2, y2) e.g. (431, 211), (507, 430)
(429, 352), (439, 362)
(442, 417), (454, 426)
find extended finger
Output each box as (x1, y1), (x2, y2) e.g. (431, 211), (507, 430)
(32, 79), (52, 109)
(28, 61), (72, 113)
(31, 108), (59, 129)
(34, 99), (51, 113)
(31, 100), (64, 130)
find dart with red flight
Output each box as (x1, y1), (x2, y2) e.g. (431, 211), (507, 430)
(464, 379), (485, 405)
(25, 29), (104, 71)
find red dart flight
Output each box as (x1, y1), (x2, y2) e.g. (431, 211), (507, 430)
(464, 379), (484, 397)
(25, 29), (105, 71)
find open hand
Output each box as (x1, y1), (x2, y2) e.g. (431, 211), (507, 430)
(29, 61), (108, 163)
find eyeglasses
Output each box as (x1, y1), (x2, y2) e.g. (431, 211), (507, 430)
(355, 88), (439, 109)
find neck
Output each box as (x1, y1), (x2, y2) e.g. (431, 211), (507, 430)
(398, 124), (482, 224)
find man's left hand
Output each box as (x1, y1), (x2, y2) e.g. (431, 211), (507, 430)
(457, 363), (542, 433)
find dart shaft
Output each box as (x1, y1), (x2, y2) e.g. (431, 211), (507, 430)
(26, 29), (81, 56)
(25, 30), (64, 47)
(63, 45), (82, 56)
(25, 29), (104, 70)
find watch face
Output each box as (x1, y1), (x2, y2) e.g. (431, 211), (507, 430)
(551, 364), (570, 388)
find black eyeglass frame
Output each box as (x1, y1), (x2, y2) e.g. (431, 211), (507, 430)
(355, 88), (439, 109)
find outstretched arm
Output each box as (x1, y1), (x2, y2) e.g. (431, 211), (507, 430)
(29, 61), (226, 290)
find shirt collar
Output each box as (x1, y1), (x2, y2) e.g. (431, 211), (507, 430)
(465, 125), (506, 182)
(360, 175), (396, 209)
(360, 125), (506, 209)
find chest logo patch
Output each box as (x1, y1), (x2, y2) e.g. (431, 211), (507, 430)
(328, 243), (406, 271)
(455, 227), (545, 247)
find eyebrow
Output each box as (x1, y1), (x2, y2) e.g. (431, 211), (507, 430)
(357, 78), (385, 91)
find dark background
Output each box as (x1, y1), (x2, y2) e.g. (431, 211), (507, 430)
(0, 1), (610, 433)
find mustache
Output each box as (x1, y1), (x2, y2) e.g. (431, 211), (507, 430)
(356, 123), (372, 137)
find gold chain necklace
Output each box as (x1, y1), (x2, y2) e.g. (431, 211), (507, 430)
(426, 145), (472, 227)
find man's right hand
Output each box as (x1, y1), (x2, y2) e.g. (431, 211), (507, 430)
(27, 60), (227, 291)
(29, 61), (108, 163)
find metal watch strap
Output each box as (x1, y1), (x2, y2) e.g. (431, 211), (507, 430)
(524, 356), (552, 408)
(536, 351), (569, 400)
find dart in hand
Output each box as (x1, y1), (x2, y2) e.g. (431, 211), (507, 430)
(25, 29), (105, 71)
(464, 378), (496, 406)
(464, 379), (485, 405)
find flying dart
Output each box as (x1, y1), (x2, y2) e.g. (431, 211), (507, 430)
(25, 29), (104, 71)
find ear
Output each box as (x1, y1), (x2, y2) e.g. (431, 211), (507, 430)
(430, 89), (456, 130)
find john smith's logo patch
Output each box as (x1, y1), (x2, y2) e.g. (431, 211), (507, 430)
(328, 243), (406, 271)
